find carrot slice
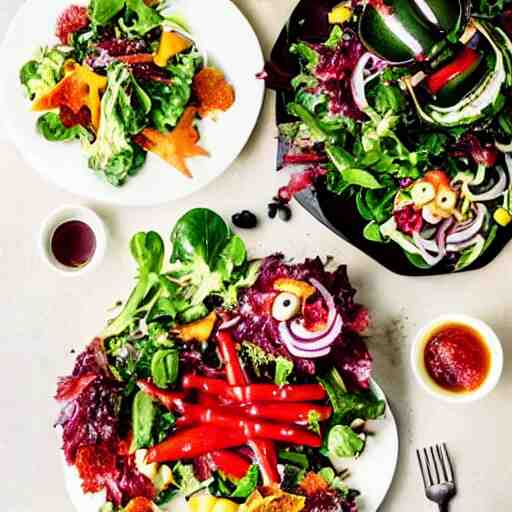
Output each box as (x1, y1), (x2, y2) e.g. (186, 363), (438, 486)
(137, 106), (208, 178)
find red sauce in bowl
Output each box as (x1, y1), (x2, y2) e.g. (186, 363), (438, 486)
(51, 220), (96, 268)
(424, 323), (491, 393)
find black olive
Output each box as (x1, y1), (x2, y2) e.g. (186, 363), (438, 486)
(232, 210), (258, 229)
(204, 294), (224, 309)
(277, 204), (292, 222)
(268, 203), (278, 219)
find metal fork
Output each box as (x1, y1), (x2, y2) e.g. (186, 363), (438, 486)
(416, 443), (457, 512)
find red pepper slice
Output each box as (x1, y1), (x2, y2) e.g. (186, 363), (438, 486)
(182, 375), (327, 403)
(115, 53), (155, 64)
(216, 331), (280, 484)
(176, 405), (322, 447)
(137, 380), (186, 412)
(210, 450), (252, 480)
(426, 47), (481, 95)
(146, 425), (246, 464)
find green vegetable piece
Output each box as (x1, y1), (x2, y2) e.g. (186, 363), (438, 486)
(20, 48), (66, 101)
(102, 231), (164, 338)
(84, 62), (150, 186)
(274, 357), (293, 386)
(318, 368), (385, 425)
(132, 389), (156, 450)
(356, 190), (374, 221)
(91, 0), (125, 25)
(290, 42), (320, 71)
(231, 465), (260, 498)
(363, 221), (384, 243)
(307, 410), (321, 435)
(328, 425), (365, 458)
(119, 0), (163, 36)
(173, 462), (206, 497)
(325, 26), (343, 50)
(340, 168), (383, 189)
(287, 103), (329, 142)
(151, 349), (179, 388)
(278, 450), (310, 470)
(36, 113), (92, 142)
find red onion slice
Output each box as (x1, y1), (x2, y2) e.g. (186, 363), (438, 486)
(436, 217), (455, 254)
(413, 232), (444, 266)
(279, 322), (332, 359)
(219, 316), (241, 331)
(422, 207), (443, 225)
(289, 315), (343, 352)
(351, 53), (373, 111)
(446, 204), (486, 244)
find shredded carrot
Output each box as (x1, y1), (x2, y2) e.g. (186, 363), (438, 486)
(136, 106), (208, 178)
(124, 497), (154, 512)
(193, 67), (235, 118)
(299, 472), (329, 496)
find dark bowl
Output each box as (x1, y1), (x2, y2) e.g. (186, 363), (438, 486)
(270, 0), (511, 276)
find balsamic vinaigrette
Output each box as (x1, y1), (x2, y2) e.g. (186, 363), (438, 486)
(423, 323), (491, 393)
(51, 220), (96, 268)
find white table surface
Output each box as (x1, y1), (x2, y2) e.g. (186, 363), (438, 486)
(1, 1), (511, 511)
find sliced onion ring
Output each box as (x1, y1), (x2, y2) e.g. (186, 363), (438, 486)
(463, 167), (507, 201)
(279, 323), (332, 359)
(289, 316), (343, 352)
(219, 316), (241, 330)
(446, 204), (486, 244)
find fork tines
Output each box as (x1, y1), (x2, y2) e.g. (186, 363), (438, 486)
(416, 443), (455, 488)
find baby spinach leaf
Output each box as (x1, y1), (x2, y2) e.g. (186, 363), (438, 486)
(363, 222), (384, 243)
(341, 168), (383, 189)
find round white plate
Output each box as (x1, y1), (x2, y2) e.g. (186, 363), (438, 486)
(63, 379), (398, 512)
(0, 0), (264, 206)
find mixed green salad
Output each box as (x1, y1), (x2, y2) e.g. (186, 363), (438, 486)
(20, 0), (235, 186)
(55, 208), (385, 512)
(265, 0), (512, 271)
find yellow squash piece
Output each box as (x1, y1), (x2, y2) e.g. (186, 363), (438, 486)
(32, 61), (107, 130)
(328, 4), (352, 24)
(211, 499), (240, 512)
(154, 30), (192, 67)
(174, 311), (217, 343)
(494, 207), (512, 226)
(188, 495), (239, 512)
(274, 278), (316, 301)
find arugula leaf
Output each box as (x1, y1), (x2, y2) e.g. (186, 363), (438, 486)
(173, 462), (208, 496)
(328, 426), (365, 458)
(37, 113), (92, 142)
(341, 168), (384, 189)
(231, 465), (260, 498)
(325, 25), (343, 49)
(290, 42), (320, 71)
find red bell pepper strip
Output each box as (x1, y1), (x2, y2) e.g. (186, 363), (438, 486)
(175, 401), (331, 426)
(146, 424), (247, 464)
(175, 405), (322, 447)
(182, 375), (326, 403)
(210, 450), (252, 480)
(426, 47), (481, 95)
(115, 53), (155, 64)
(237, 402), (332, 423)
(137, 380), (186, 412)
(216, 331), (280, 485)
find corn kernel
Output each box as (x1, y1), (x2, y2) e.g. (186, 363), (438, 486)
(328, 5), (352, 24)
(494, 207), (512, 227)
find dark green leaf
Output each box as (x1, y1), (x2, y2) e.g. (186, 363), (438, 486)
(327, 425), (365, 458)
(278, 450), (310, 469)
(91, 0), (125, 25)
(37, 113), (92, 142)
(132, 389), (156, 450)
(151, 349), (179, 388)
(363, 222), (384, 242)
(231, 465), (260, 498)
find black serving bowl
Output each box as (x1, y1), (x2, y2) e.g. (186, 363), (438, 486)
(270, 0), (511, 276)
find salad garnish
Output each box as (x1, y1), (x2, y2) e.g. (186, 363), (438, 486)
(55, 208), (385, 512)
(263, 0), (512, 272)
(20, 0), (235, 186)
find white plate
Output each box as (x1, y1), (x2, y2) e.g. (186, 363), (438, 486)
(63, 379), (398, 512)
(0, 0), (264, 206)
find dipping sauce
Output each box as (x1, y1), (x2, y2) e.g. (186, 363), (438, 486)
(51, 220), (96, 268)
(424, 323), (491, 393)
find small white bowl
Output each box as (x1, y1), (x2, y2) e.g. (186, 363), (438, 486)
(411, 314), (503, 403)
(38, 205), (107, 276)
